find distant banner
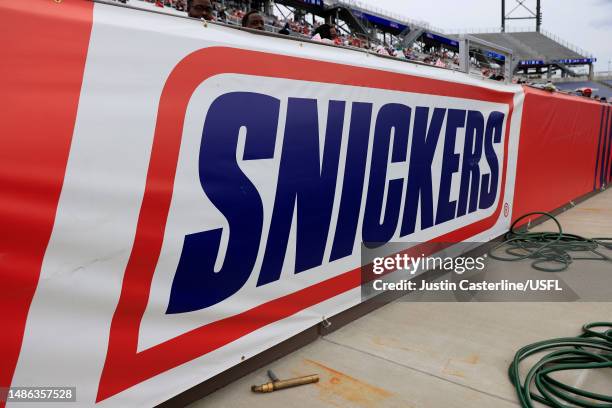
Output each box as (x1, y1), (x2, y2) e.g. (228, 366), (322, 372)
(1, 1), (603, 407)
(351, 9), (408, 32)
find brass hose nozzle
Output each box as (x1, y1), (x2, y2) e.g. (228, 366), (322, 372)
(251, 374), (319, 393)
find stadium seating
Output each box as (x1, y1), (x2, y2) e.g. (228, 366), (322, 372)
(469, 31), (586, 64)
(509, 32), (583, 60)
(125, 0), (604, 87)
(470, 33), (542, 61)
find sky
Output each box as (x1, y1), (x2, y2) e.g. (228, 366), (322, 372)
(364, 0), (612, 71)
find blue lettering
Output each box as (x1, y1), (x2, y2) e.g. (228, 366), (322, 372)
(166, 90), (506, 313)
(362, 104), (411, 246)
(257, 99), (345, 286)
(330, 103), (373, 261)
(436, 109), (466, 225)
(456, 111), (485, 216)
(479, 111), (504, 209)
(400, 107), (446, 236)
(166, 92), (280, 314)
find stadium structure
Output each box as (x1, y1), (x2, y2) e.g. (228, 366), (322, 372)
(151, 0), (609, 97)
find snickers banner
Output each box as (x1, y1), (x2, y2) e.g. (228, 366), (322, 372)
(1, 0), (533, 406)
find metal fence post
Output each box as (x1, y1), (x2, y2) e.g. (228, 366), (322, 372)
(458, 35), (470, 75)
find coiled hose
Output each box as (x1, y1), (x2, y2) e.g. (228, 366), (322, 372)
(488, 212), (612, 272)
(509, 322), (612, 407)
(491, 212), (612, 406)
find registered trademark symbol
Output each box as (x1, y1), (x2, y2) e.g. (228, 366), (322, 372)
(504, 203), (510, 217)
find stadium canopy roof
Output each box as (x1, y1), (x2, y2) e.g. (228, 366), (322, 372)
(450, 31), (595, 68)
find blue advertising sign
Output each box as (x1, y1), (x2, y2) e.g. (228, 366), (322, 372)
(486, 51), (506, 61)
(519, 60), (545, 66)
(553, 58), (596, 64)
(351, 9), (408, 31)
(424, 32), (459, 48)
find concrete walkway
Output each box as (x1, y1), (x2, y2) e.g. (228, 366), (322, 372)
(191, 189), (612, 408)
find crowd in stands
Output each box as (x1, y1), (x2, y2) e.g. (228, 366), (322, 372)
(545, 83), (608, 103)
(127, 0), (465, 69)
(115, 0), (612, 100)
(511, 80), (611, 103)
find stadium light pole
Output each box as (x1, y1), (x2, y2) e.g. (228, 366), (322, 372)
(501, 0), (542, 32)
(501, 0), (505, 32)
(536, 0), (541, 33)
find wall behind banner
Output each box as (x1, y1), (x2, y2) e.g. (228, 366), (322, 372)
(513, 87), (610, 223)
(0, 1), (608, 408)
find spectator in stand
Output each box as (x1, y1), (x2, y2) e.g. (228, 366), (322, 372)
(279, 23), (290, 35)
(217, 7), (227, 23)
(374, 44), (390, 56)
(187, 0), (214, 20)
(403, 48), (416, 60)
(312, 24), (337, 43)
(351, 36), (363, 48)
(543, 81), (557, 92)
(581, 88), (592, 98)
(242, 10), (265, 30)
(488, 72), (504, 81)
(175, 0), (186, 11)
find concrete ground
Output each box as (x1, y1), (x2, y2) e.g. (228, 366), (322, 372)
(191, 188), (612, 408)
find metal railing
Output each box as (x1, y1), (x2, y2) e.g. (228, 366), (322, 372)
(539, 28), (594, 58)
(326, 0), (446, 33)
(458, 35), (513, 82)
(448, 26), (594, 58)
(595, 71), (612, 78)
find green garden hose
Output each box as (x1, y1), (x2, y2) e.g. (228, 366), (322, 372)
(491, 212), (612, 406)
(488, 212), (612, 272)
(509, 322), (612, 407)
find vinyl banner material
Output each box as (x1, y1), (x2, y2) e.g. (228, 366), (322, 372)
(513, 86), (612, 221)
(1, 0), (530, 406)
